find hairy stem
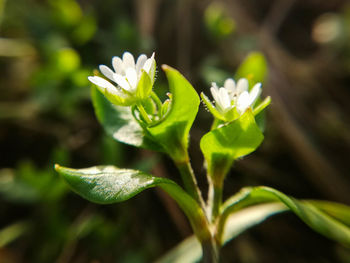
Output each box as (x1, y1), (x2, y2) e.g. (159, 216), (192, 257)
(176, 160), (207, 216)
(207, 178), (223, 222)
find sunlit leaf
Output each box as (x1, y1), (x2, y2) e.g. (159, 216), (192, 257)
(200, 110), (263, 178)
(55, 165), (209, 240)
(148, 65), (200, 162)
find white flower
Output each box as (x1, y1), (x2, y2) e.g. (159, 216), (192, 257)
(210, 78), (261, 115)
(88, 52), (156, 105)
(210, 83), (231, 114)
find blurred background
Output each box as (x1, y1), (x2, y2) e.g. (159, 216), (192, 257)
(1, 0), (350, 262)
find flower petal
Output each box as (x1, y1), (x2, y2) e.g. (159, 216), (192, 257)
(143, 52), (155, 74)
(114, 74), (131, 91)
(125, 68), (138, 91)
(122, 51), (135, 69)
(218, 87), (231, 110)
(210, 85), (220, 102)
(236, 91), (250, 113)
(248, 83), (262, 106)
(112, 56), (124, 74)
(99, 65), (115, 81)
(88, 76), (116, 90)
(236, 78), (249, 94)
(224, 78), (236, 93)
(136, 54), (147, 75)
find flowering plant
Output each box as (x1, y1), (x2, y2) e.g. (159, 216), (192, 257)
(55, 51), (350, 263)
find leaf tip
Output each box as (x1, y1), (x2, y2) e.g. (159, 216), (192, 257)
(161, 64), (170, 71)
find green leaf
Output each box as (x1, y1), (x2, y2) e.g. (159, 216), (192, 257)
(147, 65), (200, 162)
(91, 86), (162, 151)
(55, 164), (210, 240)
(156, 202), (287, 263)
(307, 200), (350, 227)
(220, 186), (350, 247)
(235, 52), (268, 86)
(200, 110), (263, 179)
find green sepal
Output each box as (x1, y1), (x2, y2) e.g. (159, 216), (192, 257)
(200, 110), (264, 180)
(136, 70), (153, 100)
(91, 86), (163, 151)
(96, 85), (136, 107)
(201, 92), (224, 120)
(55, 164), (210, 241)
(253, 96), (271, 116)
(201, 92), (239, 123)
(147, 65), (200, 162)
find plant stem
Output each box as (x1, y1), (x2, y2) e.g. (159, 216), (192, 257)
(201, 238), (220, 263)
(176, 160), (207, 215)
(207, 178), (223, 222)
(136, 102), (152, 124)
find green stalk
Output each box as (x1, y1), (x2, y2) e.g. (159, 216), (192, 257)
(207, 177), (223, 222)
(176, 159), (207, 214)
(174, 157), (220, 262)
(201, 239), (220, 263)
(136, 102), (152, 124)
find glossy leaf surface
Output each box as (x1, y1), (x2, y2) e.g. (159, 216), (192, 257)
(55, 164), (209, 240)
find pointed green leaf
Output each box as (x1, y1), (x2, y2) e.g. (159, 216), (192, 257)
(147, 65), (200, 162)
(307, 200), (350, 227)
(55, 164), (210, 240)
(235, 52), (268, 86)
(220, 186), (350, 247)
(158, 196), (350, 263)
(91, 86), (162, 151)
(200, 110), (264, 178)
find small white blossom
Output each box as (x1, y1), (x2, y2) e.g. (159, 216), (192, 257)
(210, 78), (261, 115)
(210, 83), (231, 113)
(88, 52), (156, 105)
